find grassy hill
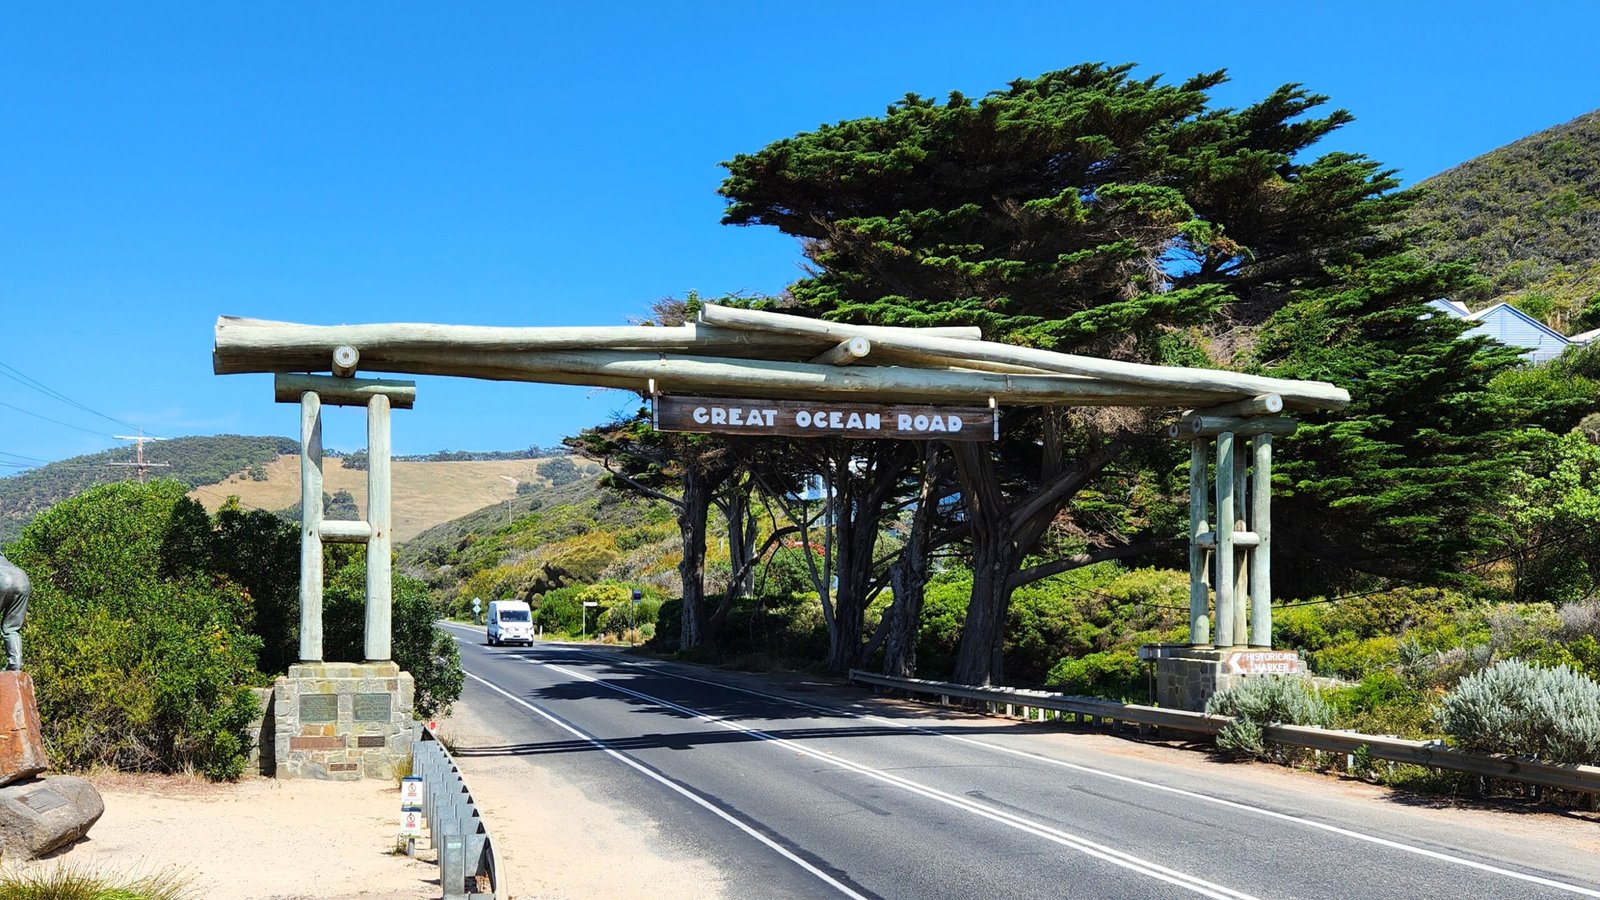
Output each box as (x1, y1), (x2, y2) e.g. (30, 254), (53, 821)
(398, 474), (680, 614)
(0, 435), (297, 545)
(1405, 108), (1600, 329)
(189, 453), (602, 543)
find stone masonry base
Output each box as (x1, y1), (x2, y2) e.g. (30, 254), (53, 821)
(271, 662), (415, 780)
(1139, 644), (1307, 712)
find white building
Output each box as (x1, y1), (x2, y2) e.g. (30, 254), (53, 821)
(1427, 299), (1594, 364)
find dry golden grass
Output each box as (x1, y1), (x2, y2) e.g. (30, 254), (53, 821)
(189, 454), (593, 541)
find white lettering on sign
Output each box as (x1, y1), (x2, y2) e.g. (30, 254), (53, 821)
(897, 414), (965, 434)
(1226, 651), (1306, 676)
(693, 406), (777, 427)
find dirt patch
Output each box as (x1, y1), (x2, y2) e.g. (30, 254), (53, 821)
(5, 774), (438, 900)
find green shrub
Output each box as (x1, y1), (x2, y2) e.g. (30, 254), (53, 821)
(1308, 635), (1401, 680)
(1044, 650), (1146, 701)
(915, 573), (970, 678)
(1326, 671), (1434, 738)
(534, 586), (585, 634)
(1436, 659), (1600, 764)
(9, 481), (263, 780)
(1206, 676), (1333, 759)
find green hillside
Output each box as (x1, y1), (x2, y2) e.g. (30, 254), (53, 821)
(0, 434), (297, 546)
(398, 473), (681, 614)
(1405, 108), (1600, 328)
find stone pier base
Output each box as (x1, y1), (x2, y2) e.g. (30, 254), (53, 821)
(1139, 644), (1307, 712)
(272, 662), (414, 780)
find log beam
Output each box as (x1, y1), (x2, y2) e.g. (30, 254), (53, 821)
(1191, 394), (1283, 418)
(700, 304), (1350, 411)
(810, 337), (871, 366)
(275, 373), (417, 409)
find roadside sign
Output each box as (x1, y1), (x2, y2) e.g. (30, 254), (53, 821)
(399, 808), (424, 837)
(400, 776), (423, 809)
(1225, 650), (1305, 676)
(582, 601), (599, 607)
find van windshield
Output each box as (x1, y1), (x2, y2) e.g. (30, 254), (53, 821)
(498, 610), (531, 622)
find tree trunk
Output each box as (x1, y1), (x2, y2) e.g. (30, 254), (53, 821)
(677, 468), (711, 650)
(824, 444), (916, 674)
(948, 429), (1126, 686)
(725, 481), (757, 598)
(882, 448), (942, 678)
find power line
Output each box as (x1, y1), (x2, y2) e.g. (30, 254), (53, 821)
(0, 360), (146, 433)
(0, 399), (119, 439)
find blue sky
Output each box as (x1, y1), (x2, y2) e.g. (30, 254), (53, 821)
(3, 2), (1598, 472)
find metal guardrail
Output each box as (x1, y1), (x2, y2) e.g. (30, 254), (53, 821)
(849, 669), (1600, 797)
(413, 725), (501, 900)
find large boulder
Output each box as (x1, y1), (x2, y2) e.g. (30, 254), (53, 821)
(0, 775), (103, 858)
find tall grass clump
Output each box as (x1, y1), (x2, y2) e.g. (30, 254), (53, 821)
(0, 864), (195, 899)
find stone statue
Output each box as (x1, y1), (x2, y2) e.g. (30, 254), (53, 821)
(0, 554), (29, 671)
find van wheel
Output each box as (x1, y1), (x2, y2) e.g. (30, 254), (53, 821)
(487, 636), (497, 646)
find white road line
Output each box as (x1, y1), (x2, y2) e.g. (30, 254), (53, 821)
(458, 666), (872, 900)
(514, 652), (1258, 900)
(520, 642), (1600, 900)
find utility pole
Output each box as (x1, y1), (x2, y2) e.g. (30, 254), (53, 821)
(108, 430), (169, 483)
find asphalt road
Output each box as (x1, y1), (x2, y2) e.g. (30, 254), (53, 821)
(440, 624), (1600, 899)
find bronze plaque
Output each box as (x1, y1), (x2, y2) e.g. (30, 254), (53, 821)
(657, 396), (994, 441)
(299, 694), (338, 723)
(16, 789), (66, 813)
(353, 693), (392, 722)
(357, 735), (386, 748)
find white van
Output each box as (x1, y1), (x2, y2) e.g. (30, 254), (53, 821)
(486, 599), (534, 646)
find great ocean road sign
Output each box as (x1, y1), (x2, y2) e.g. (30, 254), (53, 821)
(656, 396), (994, 441)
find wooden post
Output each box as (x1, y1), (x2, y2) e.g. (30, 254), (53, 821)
(299, 392), (324, 662)
(1250, 433), (1274, 647)
(365, 394), (392, 662)
(1214, 431), (1236, 649)
(1188, 439), (1211, 646)
(1233, 441), (1250, 648)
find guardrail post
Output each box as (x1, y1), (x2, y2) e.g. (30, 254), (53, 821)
(440, 822), (466, 900)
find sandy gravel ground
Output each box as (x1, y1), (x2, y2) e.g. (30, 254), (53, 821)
(0, 695), (719, 900)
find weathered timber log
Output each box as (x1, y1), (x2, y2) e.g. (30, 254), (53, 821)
(868, 346), (1059, 376)
(331, 345), (360, 377)
(217, 319), (838, 374)
(811, 337), (871, 366)
(274, 374), (417, 409)
(319, 520), (373, 543)
(1191, 394), (1282, 417)
(699, 304), (1349, 411)
(213, 316), (980, 375)
(336, 348), (1240, 408)
(1169, 415), (1299, 438)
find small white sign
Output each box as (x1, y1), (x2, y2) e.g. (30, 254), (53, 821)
(1226, 650), (1305, 676)
(399, 808), (424, 837)
(400, 776), (423, 809)
(582, 601), (599, 607)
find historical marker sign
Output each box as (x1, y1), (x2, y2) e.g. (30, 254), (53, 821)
(353, 693), (393, 722)
(1225, 650), (1305, 676)
(657, 396), (994, 441)
(299, 694), (338, 723)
